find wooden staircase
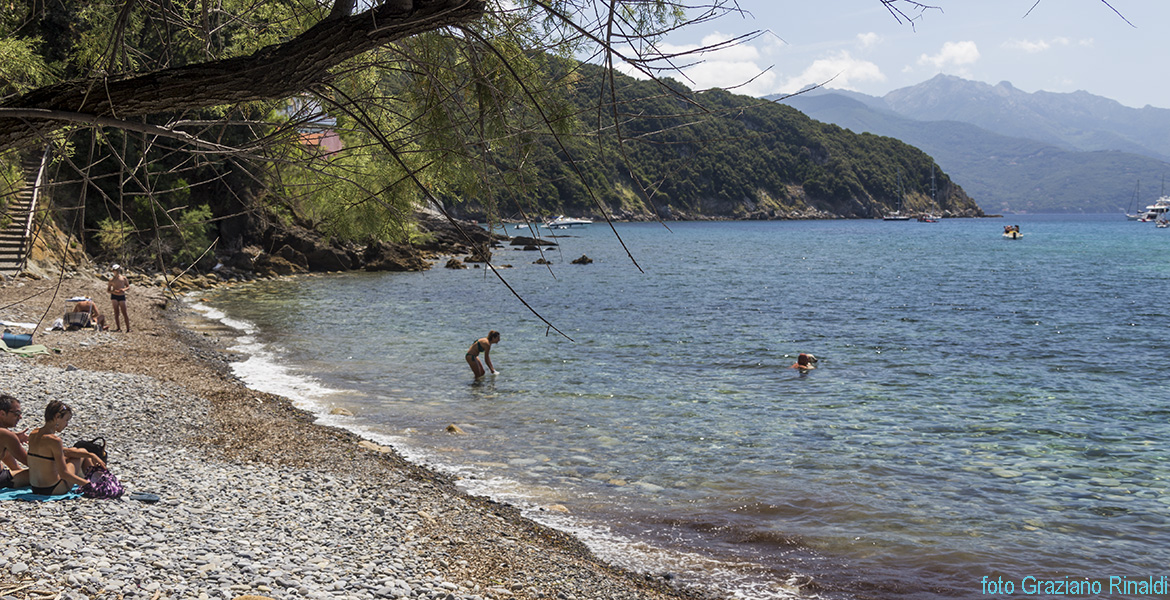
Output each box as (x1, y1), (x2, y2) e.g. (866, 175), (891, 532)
(0, 151), (47, 278)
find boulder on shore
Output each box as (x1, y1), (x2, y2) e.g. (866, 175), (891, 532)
(362, 242), (429, 272)
(264, 223), (359, 271)
(412, 212), (497, 254)
(253, 254), (305, 277)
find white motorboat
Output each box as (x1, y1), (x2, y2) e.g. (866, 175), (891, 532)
(1139, 197), (1170, 222)
(544, 215), (593, 229)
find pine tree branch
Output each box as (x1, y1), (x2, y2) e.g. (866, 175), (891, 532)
(0, 0), (484, 150)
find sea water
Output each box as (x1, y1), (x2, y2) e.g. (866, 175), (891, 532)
(194, 215), (1170, 599)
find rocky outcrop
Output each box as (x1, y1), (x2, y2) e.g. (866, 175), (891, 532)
(413, 212), (498, 254)
(263, 224), (359, 272)
(362, 241), (428, 272)
(254, 253), (305, 277)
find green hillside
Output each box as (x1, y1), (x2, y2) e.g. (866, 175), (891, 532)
(456, 67), (983, 221)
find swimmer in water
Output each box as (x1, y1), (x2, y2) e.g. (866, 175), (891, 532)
(790, 353), (817, 370)
(466, 330), (500, 378)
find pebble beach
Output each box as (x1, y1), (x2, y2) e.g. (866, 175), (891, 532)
(0, 276), (710, 600)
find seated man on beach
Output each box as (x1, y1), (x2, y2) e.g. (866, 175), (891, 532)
(71, 299), (106, 331)
(0, 394), (30, 488)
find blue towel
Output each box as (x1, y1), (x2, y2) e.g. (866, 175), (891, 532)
(0, 486), (80, 502)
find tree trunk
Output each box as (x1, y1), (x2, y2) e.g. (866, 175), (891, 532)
(0, 0), (484, 150)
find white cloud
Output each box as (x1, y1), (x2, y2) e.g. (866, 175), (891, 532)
(615, 33), (885, 98)
(857, 32), (882, 48)
(1004, 39), (1050, 53)
(1004, 37), (1079, 53)
(657, 32), (761, 63)
(778, 51), (885, 94)
(645, 33), (781, 96)
(917, 41), (980, 69)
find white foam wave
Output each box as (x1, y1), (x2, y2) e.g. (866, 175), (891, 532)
(185, 297), (342, 413)
(187, 299), (257, 334)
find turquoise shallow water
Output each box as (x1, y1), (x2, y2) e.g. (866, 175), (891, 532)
(199, 215), (1170, 599)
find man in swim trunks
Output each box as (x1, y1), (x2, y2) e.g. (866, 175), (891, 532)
(466, 330), (500, 378)
(107, 264), (130, 332)
(0, 394), (30, 489)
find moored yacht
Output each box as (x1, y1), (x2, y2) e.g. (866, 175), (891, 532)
(544, 215), (593, 229)
(1139, 197), (1170, 222)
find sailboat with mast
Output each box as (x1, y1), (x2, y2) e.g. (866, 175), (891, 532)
(918, 164), (942, 222)
(1125, 180), (1142, 220)
(883, 169), (912, 221)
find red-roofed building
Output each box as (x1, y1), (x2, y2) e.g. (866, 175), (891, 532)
(298, 129), (344, 155)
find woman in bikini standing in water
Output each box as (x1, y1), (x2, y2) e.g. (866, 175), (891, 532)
(27, 401), (103, 495)
(466, 330), (500, 378)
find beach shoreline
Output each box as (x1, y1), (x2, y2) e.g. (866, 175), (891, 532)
(0, 275), (715, 600)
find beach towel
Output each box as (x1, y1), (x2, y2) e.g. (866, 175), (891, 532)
(0, 487), (81, 502)
(0, 337), (52, 357)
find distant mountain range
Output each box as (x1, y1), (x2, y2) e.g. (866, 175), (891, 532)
(769, 75), (1170, 213)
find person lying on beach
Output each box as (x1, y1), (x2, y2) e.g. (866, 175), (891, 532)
(26, 401), (104, 495)
(466, 330), (500, 378)
(790, 353), (818, 370)
(0, 394), (30, 489)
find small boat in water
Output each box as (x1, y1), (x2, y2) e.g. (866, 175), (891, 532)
(544, 215), (593, 229)
(1003, 225), (1023, 239)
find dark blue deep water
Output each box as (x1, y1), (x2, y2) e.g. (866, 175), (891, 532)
(197, 215), (1170, 599)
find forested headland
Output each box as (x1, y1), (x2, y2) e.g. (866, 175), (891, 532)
(447, 63), (984, 223)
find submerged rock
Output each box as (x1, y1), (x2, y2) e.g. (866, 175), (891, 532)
(510, 236), (556, 247)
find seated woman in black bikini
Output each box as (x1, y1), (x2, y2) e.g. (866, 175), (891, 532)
(465, 330), (500, 378)
(27, 401), (103, 496)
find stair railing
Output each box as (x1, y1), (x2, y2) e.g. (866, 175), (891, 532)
(18, 145), (50, 272)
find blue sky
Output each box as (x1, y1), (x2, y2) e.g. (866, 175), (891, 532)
(650, 1), (1162, 108)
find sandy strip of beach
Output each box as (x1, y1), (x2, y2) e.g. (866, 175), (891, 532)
(0, 275), (711, 600)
